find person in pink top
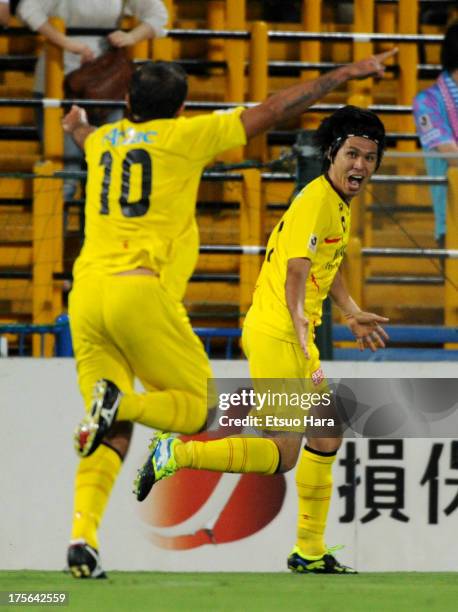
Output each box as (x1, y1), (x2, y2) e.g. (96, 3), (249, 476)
(413, 22), (458, 248)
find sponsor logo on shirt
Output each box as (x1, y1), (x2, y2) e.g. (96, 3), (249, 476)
(103, 127), (158, 146)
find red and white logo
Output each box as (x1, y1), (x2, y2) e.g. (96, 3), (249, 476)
(311, 367), (325, 386)
(138, 401), (286, 550)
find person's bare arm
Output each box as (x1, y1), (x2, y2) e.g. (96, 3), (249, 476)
(329, 268), (361, 317)
(330, 268), (389, 352)
(435, 142), (458, 167)
(0, 3), (10, 27)
(108, 22), (155, 47)
(62, 105), (96, 149)
(285, 257), (312, 358)
(38, 21), (95, 62)
(241, 48), (397, 140)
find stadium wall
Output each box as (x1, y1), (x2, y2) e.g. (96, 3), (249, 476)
(1, 359), (458, 572)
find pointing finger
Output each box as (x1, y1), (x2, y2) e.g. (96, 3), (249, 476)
(375, 47), (398, 62)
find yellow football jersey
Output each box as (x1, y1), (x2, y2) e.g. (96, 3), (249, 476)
(244, 174), (351, 343)
(160, 219), (199, 302)
(73, 108), (246, 281)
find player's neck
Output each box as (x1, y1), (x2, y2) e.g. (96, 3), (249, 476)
(450, 69), (458, 86)
(324, 172), (351, 205)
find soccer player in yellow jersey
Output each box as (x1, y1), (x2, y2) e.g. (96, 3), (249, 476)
(63, 53), (395, 577)
(135, 105), (390, 574)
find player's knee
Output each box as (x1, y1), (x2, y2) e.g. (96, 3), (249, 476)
(102, 420), (133, 460)
(275, 437), (302, 472)
(277, 459), (296, 473)
(307, 436), (342, 454)
(196, 399), (209, 433)
(182, 393), (208, 434)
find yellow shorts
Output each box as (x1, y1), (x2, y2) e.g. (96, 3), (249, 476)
(242, 325), (322, 379)
(69, 274), (212, 410)
(242, 326), (331, 433)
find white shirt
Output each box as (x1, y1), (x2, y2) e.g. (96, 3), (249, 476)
(17, 0), (168, 92)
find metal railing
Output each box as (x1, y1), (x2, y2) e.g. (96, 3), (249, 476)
(0, 26), (445, 43)
(2, 319), (457, 360)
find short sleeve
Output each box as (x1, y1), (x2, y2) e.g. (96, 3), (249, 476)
(176, 107), (247, 163)
(17, 0), (56, 30)
(413, 89), (455, 150)
(286, 193), (330, 262)
(127, 0), (168, 37)
(83, 127), (101, 159)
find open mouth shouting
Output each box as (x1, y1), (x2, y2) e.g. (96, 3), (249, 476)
(347, 174), (365, 192)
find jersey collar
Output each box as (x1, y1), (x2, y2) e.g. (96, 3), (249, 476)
(324, 172), (350, 207)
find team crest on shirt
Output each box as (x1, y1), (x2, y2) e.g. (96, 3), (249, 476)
(308, 234), (318, 253)
(419, 114), (433, 132)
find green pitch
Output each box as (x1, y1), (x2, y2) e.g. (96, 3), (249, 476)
(1, 572), (457, 612)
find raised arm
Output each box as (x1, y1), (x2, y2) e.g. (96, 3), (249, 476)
(241, 49), (397, 140)
(330, 268), (389, 352)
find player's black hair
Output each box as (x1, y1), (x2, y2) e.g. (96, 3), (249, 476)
(313, 105), (386, 171)
(128, 61), (188, 122)
(441, 22), (458, 73)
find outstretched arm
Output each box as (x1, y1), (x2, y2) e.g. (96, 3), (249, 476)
(62, 105), (96, 149)
(330, 269), (389, 352)
(241, 48), (397, 140)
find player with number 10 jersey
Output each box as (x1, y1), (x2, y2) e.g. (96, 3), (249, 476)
(74, 108), (246, 282)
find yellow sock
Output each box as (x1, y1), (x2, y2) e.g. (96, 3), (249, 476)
(295, 446), (336, 557)
(118, 389), (206, 434)
(174, 437), (279, 474)
(71, 444), (122, 550)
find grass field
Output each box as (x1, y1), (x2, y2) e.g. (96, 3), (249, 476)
(1, 572), (458, 612)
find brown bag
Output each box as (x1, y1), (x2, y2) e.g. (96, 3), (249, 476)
(64, 47), (134, 124)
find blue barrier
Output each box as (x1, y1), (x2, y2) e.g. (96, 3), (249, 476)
(0, 322), (68, 357)
(334, 325), (458, 344)
(1, 316), (458, 360)
(193, 327), (240, 359)
(334, 348), (458, 362)
(54, 314), (73, 357)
